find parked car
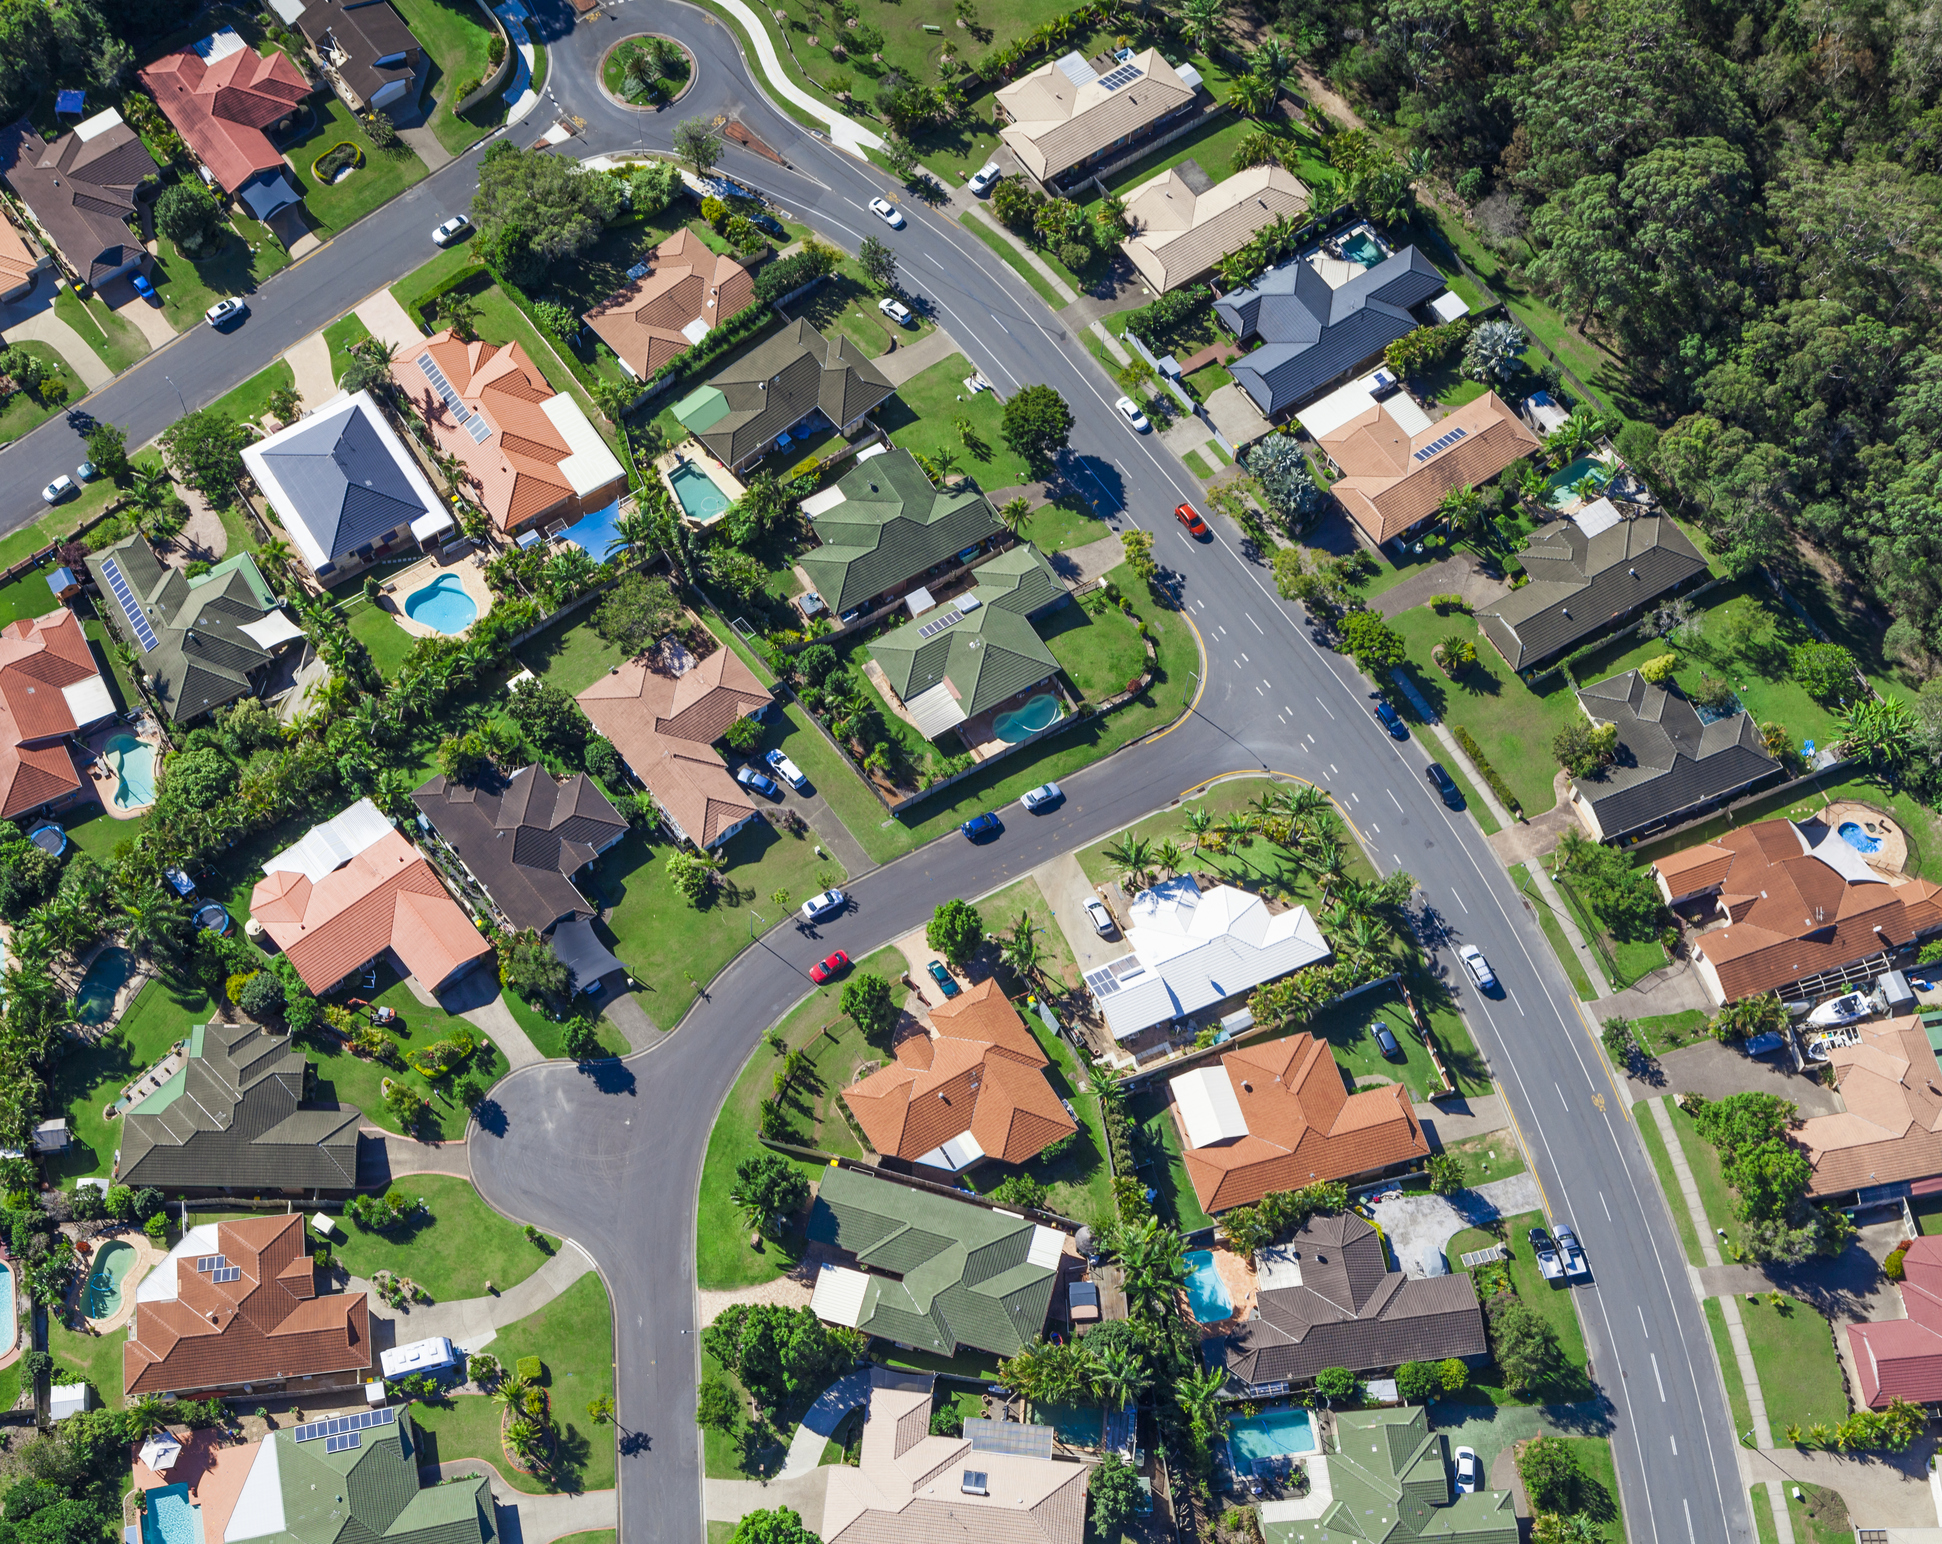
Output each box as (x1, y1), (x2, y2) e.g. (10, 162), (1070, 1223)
(869, 197), (905, 228)
(40, 475), (75, 504)
(735, 764), (782, 800)
(808, 950), (850, 984)
(205, 297), (247, 328)
(877, 296), (914, 327)
(962, 811), (1002, 842)
(1372, 1020), (1401, 1059)
(765, 749), (808, 790)
(432, 215), (470, 246)
(750, 212), (787, 238)
(1175, 502), (1209, 538)
(1555, 1225), (1591, 1279)
(1425, 762), (1463, 807)
(1061, 1098), (1078, 1120)
(926, 959), (961, 998)
(968, 161), (1003, 195)
(1083, 897), (1115, 936)
(1114, 396), (1151, 432)
(129, 272), (156, 301)
(1529, 1227), (1566, 1283)
(1021, 782), (1063, 813)
(1742, 1030), (1786, 1057)
(800, 888), (847, 922)
(1453, 1446), (1481, 1495)
(74, 461), (96, 483)
(1373, 700), (1408, 739)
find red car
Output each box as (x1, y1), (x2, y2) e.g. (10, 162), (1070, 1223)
(809, 950), (851, 984)
(1175, 502), (1209, 537)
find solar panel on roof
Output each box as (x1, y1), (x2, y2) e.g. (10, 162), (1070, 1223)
(324, 1432), (361, 1453)
(1413, 425), (1468, 463)
(101, 556), (159, 652)
(966, 1419), (1054, 1459)
(625, 260), (650, 280)
(466, 415), (492, 444)
(416, 352), (476, 430)
(917, 609), (963, 639)
(1096, 63), (1144, 90)
(1084, 964), (1124, 996)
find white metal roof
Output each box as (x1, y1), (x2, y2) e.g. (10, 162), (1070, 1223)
(1429, 290), (1469, 323)
(541, 394), (627, 498)
(1171, 1064), (1249, 1147)
(139, 1224), (220, 1303)
(917, 1130), (986, 1171)
(905, 585), (937, 616)
(225, 1435), (285, 1542)
(1028, 1225), (1065, 1269)
(905, 681), (968, 736)
(810, 1263), (871, 1327)
(408, 510), (456, 543)
(262, 797), (393, 883)
(48, 1384), (88, 1418)
(1570, 496), (1624, 538)
(61, 675), (116, 731)
(800, 484), (847, 517)
(1295, 371), (1434, 441)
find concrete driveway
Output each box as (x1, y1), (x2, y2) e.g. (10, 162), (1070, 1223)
(1035, 852), (1130, 980)
(1627, 1039), (1841, 1116)
(1368, 1172), (1545, 1277)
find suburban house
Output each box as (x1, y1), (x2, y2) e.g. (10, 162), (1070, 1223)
(807, 1164), (1066, 1358)
(1652, 817), (1942, 1005)
(1216, 246), (1448, 420)
(139, 27), (310, 220)
(842, 977), (1077, 1173)
(1475, 501), (1710, 672)
(1848, 1234), (1942, 1407)
(1220, 1212), (1488, 1390)
(1168, 1033), (1429, 1214)
(0, 609), (117, 820)
(1256, 1407), (1517, 1544)
(576, 644), (772, 850)
(1317, 390), (1540, 547)
(1120, 163), (1309, 293)
(797, 446), (1004, 620)
(673, 318), (894, 473)
(114, 1019), (361, 1196)
(124, 1214), (371, 1398)
(0, 211), (39, 302)
(1085, 875), (1332, 1043)
(1795, 1016), (1942, 1203)
(817, 1368), (1089, 1544)
(1566, 670), (1781, 843)
(241, 390), (447, 582)
(249, 797), (491, 995)
(996, 48), (1200, 188)
(293, 0), (422, 112)
(85, 541), (302, 723)
(394, 330), (628, 538)
(0, 108), (156, 290)
(583, 227), (757, 380)
(867, 546), (1069, 746)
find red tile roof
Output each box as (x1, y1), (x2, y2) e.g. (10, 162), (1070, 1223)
(0, 609), (109, 817)
(1323, 392), (1541, 544)
(138, 36), (310, 192)
(1797, 1016), (1942, 1198)
(1850, 1236), (1942, 1407)
(582, 228), (757, 378)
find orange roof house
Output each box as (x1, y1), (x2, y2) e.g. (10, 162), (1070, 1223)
(577, 644), (772, 849)
(1167, 1033), (1428, 1213)
(138, 27), (309, 217)
(843, 979), (1077, 1171)
(393, 330), (628, 537)
(249, 798), (489, 994)
(1796, 1016), (1942, 1199)
(1320, 390), (1540, 545)
(582, 228), (757, 381)
(0, 608), (116, 819)
(124, 1213), (370, 1397)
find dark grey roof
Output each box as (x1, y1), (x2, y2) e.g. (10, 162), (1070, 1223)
(1218, 247), (1446, 417)
(0, 114), (157, 284)
(413, 764), (627, 933)
(1221, 1212), (1487, 1387)
(294, 0), (418, 104)
(695, 319), (894, 467)
(1477, 513), (1710, 670)
(258, 398), (437, 566)
(1570, 671), (1780, 840)
(116, 1019), (361, 1193)
(799, 449), (1003, 613)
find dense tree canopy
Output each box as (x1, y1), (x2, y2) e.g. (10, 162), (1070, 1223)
(471, 142), (623, 286)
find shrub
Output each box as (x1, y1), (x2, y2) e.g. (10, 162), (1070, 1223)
(1518, 1435), (1582, 1512)
(1313, 1366), (1360, 1401)
(753, 242), (838, 301)
(1553, 719), (1618, 777)
(1395, 1361), (1441, 1400)
(1337, 610), (1405, 675)
(1638, 651), (1679, 684)
(696, 1374), (739, 1429)
(1426, 1152), (1465, 1194)
(237, 970), (286, 1019)
(1383, 319), (1472, 376)
(1429, 593), (1469, 614)
(1886, 1243), (1910, 1282)
(516, 1356), (543, 1380)
(1452, 725), (1521, 815)
(1792, 641), (1858, 705)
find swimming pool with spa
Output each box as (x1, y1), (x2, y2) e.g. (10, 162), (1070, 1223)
(993, 692), (1062, 743)
(1839, 821), (1883, 854)
(1226, 1406), (1317, 1467)
(144, 1482), (201, 1544)
(670, 462), (732, 522)
(1183, 1249), (1234, 1323)
(404, 573), (479, 634)
(72, 945), (133, 1026)
(104, 732), (158, 808)
(84, 1239), (136, 1318)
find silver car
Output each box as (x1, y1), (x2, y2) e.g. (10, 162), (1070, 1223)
(1459, 944), (1497, 991)
(1083, 898), (1115, 936)
(1021, 781), (1063, 812)
(800, 888), (847, 922)
(968, 161), (1003, 195)
(432, 215), (470, 245)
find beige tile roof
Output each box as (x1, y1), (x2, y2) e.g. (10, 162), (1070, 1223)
(1120, 164), (1309, 292)
(1798, 1017), (1942, 1196)
(0, 608), (109, 817)
(1323, 390), (1541, 544)
(996, 48), (1195, 182)
(582, 228), (757, 379)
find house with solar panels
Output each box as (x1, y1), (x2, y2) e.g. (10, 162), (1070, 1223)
(996, 48), (1201, 190)
(241, 389), (448, 583)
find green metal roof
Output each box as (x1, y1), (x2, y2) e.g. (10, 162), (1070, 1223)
(798, 449), (1003, 613)
(271, 1412), (492, 1544)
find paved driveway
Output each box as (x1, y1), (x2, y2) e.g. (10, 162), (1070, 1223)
(1368, 1172), (1545, 1277)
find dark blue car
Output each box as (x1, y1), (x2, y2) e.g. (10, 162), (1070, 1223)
(961, 811), (1003, 842)
(1374, 701), (1408, 739)
(735, 764), (782, 800)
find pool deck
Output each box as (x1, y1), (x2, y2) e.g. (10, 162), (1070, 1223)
(654, 441), (744, 528)
(132, 1429), (260, 1544)
(956, 682), (1073, 762)
(379, 547), (496, 642)
(1824, 799), (1911, 878)
(1186, 1244), (1257, 1335)
(81, 717), (163, 820)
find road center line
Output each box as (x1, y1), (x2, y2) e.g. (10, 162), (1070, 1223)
(1247, 613), (1263, 632)
(1638, 1304), (1649, 1337)
(1651, 1352), (1666, 1400)
(1454, 892), (1469, 912)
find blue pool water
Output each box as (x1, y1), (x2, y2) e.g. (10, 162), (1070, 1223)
(669, 462), (732, 521)
(0, 1261), (13, 1352)
(144, 1483), (203, 1544)
(1227, 1406), (1318, 1467)
(993, 692), (1062, 743)
(1339, 231), (1387, 267)
(72, 946), (132, 1026)
(1839, 821), (1882, 854)
(1183, 1249), (1234, 1323)
(84, 1239), (135, 1318)
(104, 732), (158, 808)
(403, 573), (479, 634)
(1544, 455), (1613, 508)
(1033, 1402), (1103, 1446)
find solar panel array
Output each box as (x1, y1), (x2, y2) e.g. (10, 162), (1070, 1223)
(966, 1419), (1054, 1460)
(916, 609), (963, 639)
(465, 412), (492, 445)
(625, 260), (650, 280)
(293, 1407), (397, 1445)
(1096, 63), (1144, 90)
(1412, 424), (1468, 463)
(100, 556), (158, 652)
(195, 1254), (229, 1273)
(416, 352), (492, 443)
(325, 1432), (360, 1453)
(212, 1265), (240, 1282)
(1083, 955), (1145, 998)
(961, 1469), (989, 1495)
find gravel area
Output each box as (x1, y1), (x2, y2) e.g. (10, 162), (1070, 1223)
(1368, 1173), (1544, 1278)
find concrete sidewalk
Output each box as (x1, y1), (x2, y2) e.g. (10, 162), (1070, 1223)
(423, 1461), (616, 1542)
(357, 1237), (595, 1353)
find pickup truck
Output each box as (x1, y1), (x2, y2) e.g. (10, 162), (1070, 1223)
(1555, 1226), (1592, 1281)
(1529, 1227), (1566, 1284)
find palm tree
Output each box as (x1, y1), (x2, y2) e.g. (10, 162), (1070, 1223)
(1114, 1216), (1188, 1320)
(1441, 485), (1487, 546)
(254, 537), (297, 595)
(1307, 840), (1351, 906)
(1154, 839), (1185, 878)
(1182, 806), (1214, 851)
(1556, 829), (1595, 876)
(1216, 811), (1255, 846)
(996, 495), (1031, 535)
(1228, 71), (1275, 118)
(1087, 1337), (1152, 1420)
(1250, 37), (1293, 88)
(1176, 1363), (1228, 1436)
(126, 1395), (168, 1437)
(1277, 784), (1329, 832)
(1102, 834), (1156, 893)
(998, 912), (1043, 987)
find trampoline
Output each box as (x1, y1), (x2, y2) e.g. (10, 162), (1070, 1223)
(27, 824), (65, 857)
(194, 903), (232, 936)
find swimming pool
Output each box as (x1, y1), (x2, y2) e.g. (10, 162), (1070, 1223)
(1544, 455), (1613, 508)
(1227, 1406), (1317, 1467)
(1033, 1402), (1103, 1446)
(1339, 230), (1387, 268)
(0, 1261), (14, 1354)
(669, 462), (732, 522)
(403, 573), (479, 634)
(144, 1482), (202, 1544)
(1183, 1249), (1234, 1323)
(104, 731), (158, 808)
(72, 945), (133, 1026)
(993, 692), (1062, 743)
(1839, 821), (1883, 854)
(84, 1239), (136, 1318)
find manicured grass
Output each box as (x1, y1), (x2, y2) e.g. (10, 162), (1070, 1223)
(1099, 112), (1328, 200)
(959, 212), (1066, 308)
(1128, 1085), (1214, 1235)
(1786, 1482), (1852, 1544)
(1018, 494), (1109, 555)
(61, 797), (150, 866)
(701, 1349), (791, 1479)
(1751, 1488), (1780, 1544)
(0, 1361), (20, 1422)
(980, 875), (1080, 992)
(391, 0), (500, 154)
(1075, 774), (1371, 887)
(1464, 1209), (1593, 1403)
(0, 567), (77, 627)
(1703, 1299), (1755, 1439)
(1634, 1101), (1705, 1268)
(1042, 595), (1147, 705)
(505, 983), (633, 1061)
(1740, 1292), (1848, 1436)
(391, 240), (486, 318)
(1782, 563), (1923, 703)
(878, 351), (1033, 493)
(46, 977), (210, 1184)
(49, 1312), (126, 1405)
(1630, 1008), (1709, 1059)
(1549, 1436), (1626, 1544)
(53, 285), (147, 373)
(466, 282), (620, 457)
(518, 604), (632, 694)
(695, 948), (898, 1290)
(208, 359), (297, 426)
(345, 595), (417, 679)
(324, 312), (372, 385)
(324, 1173), (560, 1302)
(152, 223), (291, 335)
(1546, 857), (1665, 990)
(1439, 1130), (1525, 1184)
(285, 96), (429, 234)
(793, 269), (936, 359)
(1181, 449), (1214, 479)
(0, 344), (85, 447)
(1508, 862), (1596, 1001)
(1660, 1096), (1745, 1257)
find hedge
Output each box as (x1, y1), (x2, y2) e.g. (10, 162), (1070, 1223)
(754, 245), (837, 302)
(1452, 724), (1521, 816)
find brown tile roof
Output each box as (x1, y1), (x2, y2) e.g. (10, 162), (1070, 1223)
(843, 980), (1077, 1165)
(124, 1214), (370, 1395)
(1850, 1236), (1942, 1407)
(138, 37), (310, 193)
(996, 48), (1196, 183)
(1323, 391), (1541, 544)
(1174, 1033), (1429, 1213)
(1119, 163), (1308, 293)
(1799, 1017), (1942, 1198)
(576, 644), (771, 848)
(249, 826), (489, 993)
(0, 608), (110, 817)
(582, 228), (757, 379)
(0, 113), (159, 283)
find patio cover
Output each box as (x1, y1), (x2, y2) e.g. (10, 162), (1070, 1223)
(238, 609), (305, 650)
(904, 680), (968, 736)
(410, 510), (456, 542)
(550, 915), (624, 989)
(810, 1263), (871, 1327)
(673, 385), (731, 433)
(262, 796), (393, 883)
(238, 171), (301, 221)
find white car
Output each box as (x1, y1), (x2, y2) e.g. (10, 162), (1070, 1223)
(869, 197), (905, 229)
(1459, 944), (1497, 991)
(1114, 395), (1151, 432)
(765, 749), (808, 790)
(1083, 898), (1115, 937)
(205, 297), (247, 328)
(968, 161), (1003, 195)
(800, 888), (847, 922)
(1453, 1446), (1481, 1494)
(40, 474), (75, 504)
(1020, 781), (1063, 813)
(432, 215), (470, 246)
(877, 296), (914, 327)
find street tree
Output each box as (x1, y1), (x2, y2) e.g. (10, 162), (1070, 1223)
(926, 898), (985, 966)
(858, 235), (898, 291)
(1000, 384), (1074, 470)
(675, 117), (724, 176)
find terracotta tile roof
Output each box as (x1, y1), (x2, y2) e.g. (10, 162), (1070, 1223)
(1120, 164), (1309, 293)
(583, 228), (757, 378)
(1797, 1017), (1942, 1198)
(1173, 1033), (1428, 1213)
(249, 825), (488, 993)
(0, 608), (111, 817)
(1323, 391), (1541, 544)
(138, 34), (310, 193)
(577, 644), (771, 848)
(996, 48), (1196, 183)
(124, 1214), (370, 1396)
(843, 980), (1076, 1165)
(1850, 1236), (1942, 1407)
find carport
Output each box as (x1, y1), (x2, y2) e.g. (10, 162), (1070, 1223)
(551, 915), (625, 995)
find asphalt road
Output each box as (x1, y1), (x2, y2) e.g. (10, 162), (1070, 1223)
(5, 7), (1753, 1540)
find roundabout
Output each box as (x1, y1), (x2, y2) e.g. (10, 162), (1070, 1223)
(597, 32), (697, 109)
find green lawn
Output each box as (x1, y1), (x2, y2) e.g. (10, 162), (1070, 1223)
(152, 222), (291, 335)
(49, 1313), (126, 1406)
(701, 1349), (790, 1480)
(1018, 494), (1109, 555)
(1546, 858), (1665, 990)
(1785, 1481), (1852, 1544)
(0, 566), (78, 627)
(1751, 1488), (1780, 1544)
(1100, 112), (1329, 199)
(324, 1173), (560, 1302)
(1438, 1130), (1525, 1184)
(1549, 1436), (1626, 1544)
(54, 285), (147, 373)
(209, 359), (297, 426)
(344, 595), (417, 679)
(390, 0), (501, 155)
(1449, 1209), (1592, 1404)
(518, 605), (632, 694)
(1739, 1293), (1848, 1436)
(1640, 1096), (1744, 1261)
(1128, 1085), (1214, 1234)
(1508, 862), (1596, 1001)
(284, 95), (428, 234)
(1181, 449), (1214, 479)
(1703, 1299), (1755, 1438)
(1042, 596), (1147, 706)
(1629, 1009), (1709, 1059)
(61, 797), (150, 866)
(980, 875), (1080, 992)
(46, 977), (211, 1184)
(0, 344), (85, 447)
(792, 268), (937, 360)
(1634, 1104), (1704, 1268)
(877, 352), (1033, 494)
(958, 212), (1066, 307)
(324, 312), (372, 385)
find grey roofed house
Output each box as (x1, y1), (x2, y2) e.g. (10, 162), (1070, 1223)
(1217, 247), (1447, 419)
(1476, 503), (1710, 670)
(673, 318), (894, 471)
(0, 108), (158, 287)
(1219, 1212), (1487, 1390)
(82, 538), (294, 723)
(294, 0), (422, 110)
(806, 1163), (1066, 1359)
(797, 448), (1004, 615)
(115, 1019), (361, 1195)
(1569, 670), (1781, 842)
(412, 764), (628, 934)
